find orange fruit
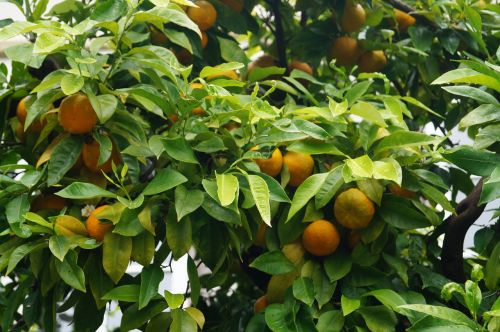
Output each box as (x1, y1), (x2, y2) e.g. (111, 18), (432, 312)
(59, 94), (98, 134)
(283, 151), (314, 187)
(253, 147), (283, 177)
(220, 0), (244, 13)
(288, 60), (313, 76)
(189, 82), (207, 115)
(150, 27), (168, 45)
(302, 220), (340, 256)
(222, 121), (240, 131)
(31, 194), (67, 211)
(86, 205), (113, 241)
(394, 9), (416, 32)
(330, 37), (361, 66)
(207, 70), (239, 80)
(388, 183), (415, 198)
(357, 50), (387, 73)
(254, 295), (268, 313)
(347, 230), (361, 249)
(201, 31), (208, 48)
(188, 1), (217, 31)
(175, 48), (192, 65)
(15, 123), (25, 142)
(16, 97), (28, 123)
(82, 138), (121, 173)
(334, 188), (375, 229)
(341, 1), (366, 32)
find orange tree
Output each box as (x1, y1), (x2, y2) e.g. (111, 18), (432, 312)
(0, 0), (499, 331)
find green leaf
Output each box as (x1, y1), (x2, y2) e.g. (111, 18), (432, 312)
(55, 250), (86, 292)
(5, 194), (31, 238)
(350, 101), (387, 127)
(249, 251), (295, 275)
(287, 172), (329, 221)
(7, 240), (46, 275)
(460, 104), (500, 128)
(382, 253), (408, 286)
(359, 306), (397, 332)
(464, 280), (481, 318)
(4, 43), (45, 68)
(166, 210), (192, 260)
(247, 174), (271, 226)
(142, 168), (187, 196)
(102, 285), (140, 302)
(187, 256), (200, 306)
(90, 0), (127, 22)
(139, 265), (164, 309)
(48, 235), (71, 262)
(293, 277), (315, 306)
(485, 242), (500, 290)
(432, 68), (500, 93)
(373, 159), (402, 185)
(346, 81), (372, 105)
(324, 251), (352, 283)
(103, 233), (132, 283)
(175, 186), (204, 220)
(341, 295), (360, 316)
(357, 178), (384, 206)
(121, 301), (168, 332)
(131, 231), (156, 266)
(185, 307), (205, 330)
(162, 137), (198, 164)
(480, 166), (500, 204)
(375, 131), (438, 155)
(344, 155), (374, 180)
(313, 266), (336, 308)
(379, 196), (430, 229)
(408, 25), (433, 52)
(216, 173), (239, 207)
(364, 289), (407, 312)
(419, 182), (455, 212)
(170, 308), (197, 332)
(60, 73), (84, 95)
(315, 166), (344, 209)
(399, 304), (478, 329)
(316, 310), (344, 332)
(88, 93), (117, 123)
(443, 86), (498, 105)
(33, 33), (67, 55)
(48, 135), (84, 186)
(199, 62), (244, 78)
(56, 182), (116, 199)
(164, 290), (184, 309)
(288, 140), (345, 156)
(443, 146), (500, 176)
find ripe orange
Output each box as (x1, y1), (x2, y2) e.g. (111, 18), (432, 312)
(201, 31), (208, 48)
(347, 230), (361, 249)
(254, 295), (268, 313)
(207, 70), (239, 80)
(394, 9), (416, 32)
(223, 121), (240, 131)
(388, 183), (416, 198)
(59, 94), (98, 134)
(82, 138), (121, 173)
(302, 220), (340, 256)
(334, 188), (375, 229)
(16, 97), (47, 132)
(175, 48), (193, 65)
(188, 1), (217, 31)
(253, 147), (283, 177)
(283, 151), (314, 187)
(357, 50), (387, 73)
(330, 37), (361, 66)
(254, 223), (267, 247)
(15, 123), (25, 142)
(288, 60), (313, 76)
(341, 1), (366, 33)
(31, 194), (67, 211)
(86, 205), (113, 241)
(221, 0), (244, 13)
(16, 97), (28, 123)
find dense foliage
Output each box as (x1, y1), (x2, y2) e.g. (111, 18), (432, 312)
(0, 0), (499, 331)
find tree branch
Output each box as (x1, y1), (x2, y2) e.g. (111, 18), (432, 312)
(266, 0), (287, 68)
(441, 179), (485, 282)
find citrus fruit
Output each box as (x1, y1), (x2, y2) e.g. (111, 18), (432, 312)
(334, 188), (375, 229)
(254, 223), (267, 247)
(31, 194), (67, 211)
(16, 97), (47, 132)
(188, 1), (217, 31)
(201, 31), (208, 48)
(282, 240), (306, 265)
(341, 1), (366, 32)
(254, 295), (268, 313)
(267, 270), (299, 303)
(302, 220), (340, 256)
(253, 147), (283, 177)
(175, 48), (192, 65)
(82, 138), (121, 173)
(330, 36), (361, 66)
(86, 205), (113, 241)
(221, 0), (244, 13)
(16, 97), (28, 123)
(394, 9), (416, 32)
(357, 50), (387, 73)
(207, 69), (239, 80)
(388, 183), (415, 198)
(150, 27), (168, 45)
(283, 151), (314, 187)
(15, 123), (25, 142)
(190, 82), (207, 115)
(288, 60), (313, 76)
(59, 94), (98, 134)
